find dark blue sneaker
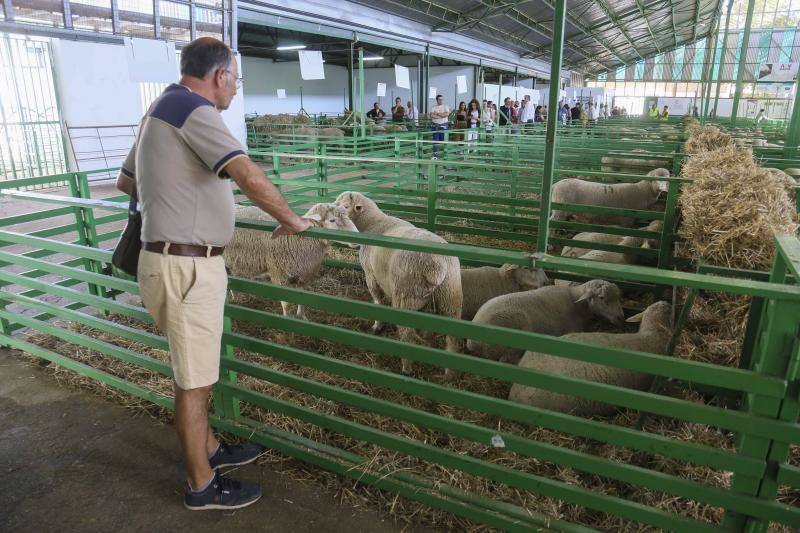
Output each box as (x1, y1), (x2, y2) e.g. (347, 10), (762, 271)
(209, 442), (267, 470)
(184, 470), (262, 511)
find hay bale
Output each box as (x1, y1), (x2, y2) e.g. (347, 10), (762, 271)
(679, 146), (797, 270)
(684, 125), (735, 154)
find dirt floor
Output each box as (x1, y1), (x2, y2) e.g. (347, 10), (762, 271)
(0, 347), (426, 533)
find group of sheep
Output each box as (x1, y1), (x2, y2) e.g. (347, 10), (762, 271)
(225, 190), (674, 416)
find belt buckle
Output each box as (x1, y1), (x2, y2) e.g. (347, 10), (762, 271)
(162, 242), (171, 256)
(206, 245), (212, 258)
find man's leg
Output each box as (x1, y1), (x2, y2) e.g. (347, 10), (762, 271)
(175, 384), (215, 490)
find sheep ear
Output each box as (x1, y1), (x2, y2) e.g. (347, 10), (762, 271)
(305, 214), (322, 222)
(626, 311), (644, 323)
(575, 292), (592, 303)
(499, 264), (517, 277)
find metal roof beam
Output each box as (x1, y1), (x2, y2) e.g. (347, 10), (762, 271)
(633, 0), (661, 54)
(592, 0), (645, 59)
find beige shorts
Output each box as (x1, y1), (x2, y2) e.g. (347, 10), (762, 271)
(137, 250), (228, 390)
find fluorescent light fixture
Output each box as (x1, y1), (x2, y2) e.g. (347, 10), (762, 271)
(363, 56), (383, 61)
(277, 44), (307, 50)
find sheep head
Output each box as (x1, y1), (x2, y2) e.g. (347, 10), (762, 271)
(626, 300), (672, 332)
(334, 191), (376, 227)
(575, 279), (624, 325)
(649, 179), (669, 196)
(646, 168), (671, 178)
(303, 203), (359, 247)
(500, 264), (549, 290)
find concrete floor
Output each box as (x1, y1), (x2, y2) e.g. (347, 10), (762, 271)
(0, 348), (410, 533)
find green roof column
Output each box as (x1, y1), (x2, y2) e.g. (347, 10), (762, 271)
(359, 47), (365, 139)
(730, 0), (756, 127)
(785, 79), (800, 159)
(700, 17), (720, 124)
(712, 0), (734, 119)
(536, 0), (566, 253)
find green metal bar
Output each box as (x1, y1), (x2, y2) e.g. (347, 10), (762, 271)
(536, 0), (566, 253)
(784, 76), (800, 160)
(730, 0), (756, 127)
(701, 19), (720, 124)
(359, 48), (365, 140)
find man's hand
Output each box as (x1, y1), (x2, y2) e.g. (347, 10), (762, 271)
(272, 217), (313, 239)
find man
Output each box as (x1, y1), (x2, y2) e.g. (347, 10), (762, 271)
(648, 103), (659, 118)
(586, 101), (599, 125)
(518, 95), (533, 126)
(660, 105), (669, 120)
(430, 94), (450, 157)
(116, 37), (313, 511)
(390, 97), (405, 123)
(498, 97), (513, 127)
(405, 100), (419, 126)
(755, 108), (766, 125)
(366, 102), (385, 122)
(570, 102), (582, 125)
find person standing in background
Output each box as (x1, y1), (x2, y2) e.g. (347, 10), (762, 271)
(390, 97), (405, 124)
(405, 100), (418, 127)
(430, 94), (450, 157)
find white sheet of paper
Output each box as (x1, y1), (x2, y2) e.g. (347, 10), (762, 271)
(376, 82), (386, 97)
(429, 86), (437, 99)
(395, 64), (410, 89)
(298, 50), (325, 80)
(456, 75), (468, 94)
(277, 89), (287, 99)
(125, 37), (177, 82)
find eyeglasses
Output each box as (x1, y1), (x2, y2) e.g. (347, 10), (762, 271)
(225, 69), (243, 89)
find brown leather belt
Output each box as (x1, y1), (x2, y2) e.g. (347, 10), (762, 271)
(142, 241), (225, 257)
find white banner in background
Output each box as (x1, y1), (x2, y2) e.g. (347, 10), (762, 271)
(277, 89), (287, 99)
(757, 62), (799, 82)
(456, 75), (468, 94)
(298, 50), (325, 80)
(429, 86), (438, 99)
(376, 82), (386, 97)
(395, 64), (410, 89)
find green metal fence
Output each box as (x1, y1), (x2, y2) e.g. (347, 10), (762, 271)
(0, 135), (799, 530)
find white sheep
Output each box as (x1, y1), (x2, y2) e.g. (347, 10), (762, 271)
(561, 219), (663, 259)
(600, 152), (672, 175)
(226, 203), (358, 319)
(318, 127), (345, 138)
(508, 301), (672, 416)
(550, 174), (668, 227)
(466, 280), (625, 364)
(460, 264), (549, 320)
(334, 191), (461, 376)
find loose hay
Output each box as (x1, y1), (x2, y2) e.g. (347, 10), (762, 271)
(683, 125), (736, 155)
(679, 146), (797, 271)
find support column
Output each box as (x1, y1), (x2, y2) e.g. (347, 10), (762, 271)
(359, 47), (365, 139)
(730, 0), (756, 127)
(473, 64), (479, 101)
(424, 45), (430, 114)
(712, 0), (734, 119)
(784, 80), (800, 159)
(701, 19), (720, 123)
(535, 0), (566, 254)
(417, 54), (424, 115)
(347, 39), (354, 112)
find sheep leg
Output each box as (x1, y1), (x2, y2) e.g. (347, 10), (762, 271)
(391, 293), (429, 376)
(433, 280), (463, 380)
(364, 274), (388, 333)
(296, 304), (307, 320)
(280, 301), (291, 316)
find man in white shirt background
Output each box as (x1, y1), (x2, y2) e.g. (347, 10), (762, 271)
(430, 94), (450, 158)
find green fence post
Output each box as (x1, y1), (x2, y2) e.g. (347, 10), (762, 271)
(712, 0), (734, 119)
(730, 0), (756, 127)
(427, 161), (437, 230)
(536, 0), (566, 254)
(272, 153), (282, 193)
(318, 144), (327, 198)
(511, 145), (519, 217)
(213, 308), (240, 420)
(723, 244), (800, 531)
(69, 172), (104, 299)
(657, 179), (679, 271)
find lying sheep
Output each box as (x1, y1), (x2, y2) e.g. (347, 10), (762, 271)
(226, 203), (358, 319)
(561, 219), (664, 259)
(600, 151), (672, 175)
(508, 301), (672, 416)
(460, 264), (549, 320)
(293, 127), (317, 139)
(334, 191), (462, 376)
(466, 280), (625, 364)
(318, 127), (345, 138)
(551, 174), (668, 227)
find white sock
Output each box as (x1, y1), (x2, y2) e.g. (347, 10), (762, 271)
(189, 472), (215, 493)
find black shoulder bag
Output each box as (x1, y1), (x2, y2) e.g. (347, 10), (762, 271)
(111, 189), (142, 277)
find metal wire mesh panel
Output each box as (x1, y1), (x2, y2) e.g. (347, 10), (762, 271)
(0, 33), (67, 185)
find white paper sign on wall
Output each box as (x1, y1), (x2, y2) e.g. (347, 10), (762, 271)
(277, 89), (287, 99)
(376, 82), (386, 97)
(125, 37), (177, 82)
(395, 64), (410, 89)
(429, 86), (438, 99)
(456, 75), (468, 94)
(298, 51), (325, 80)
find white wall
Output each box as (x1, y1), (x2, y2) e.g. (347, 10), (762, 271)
(242, 59), (479, 115)
(52, 39), (247, 175)
(242, 57), (349, 115)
